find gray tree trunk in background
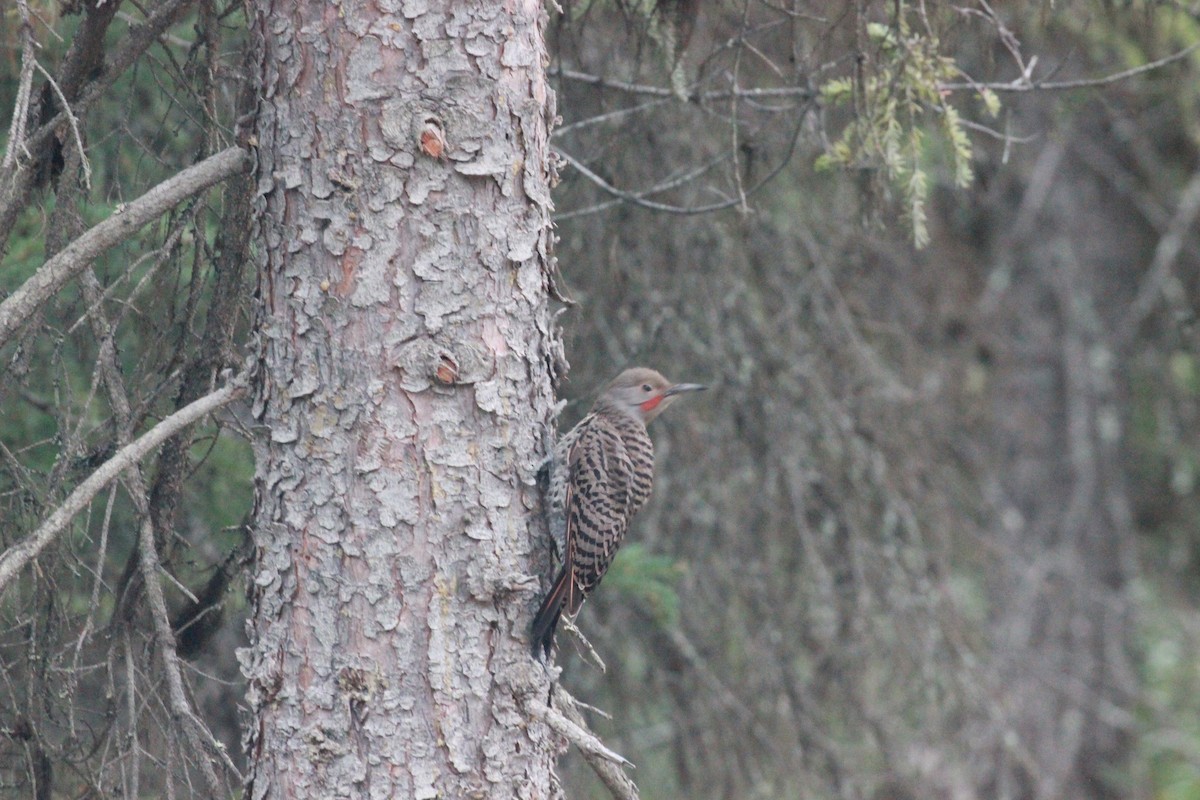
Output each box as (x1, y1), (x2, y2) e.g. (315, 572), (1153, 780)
(242, 1), (562, 797)
(972, 139), (1139, 799)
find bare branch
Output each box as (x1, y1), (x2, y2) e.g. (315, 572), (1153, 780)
(556, 68), (814, 102)
(74, 183), (242, 790)
(0, 0), (197, 255)
(561, 616), (607, 672)
(2, 0), (37, 171)
(1, 0), (196, 168)
(557, 147), (752, 216)
(553, 98), (672, 138)
(528, 696), (633, 768)
(526, 686), (640, 800)
(0, 373), (248, 597)
(31, 60), (91, 189)
(555, 121), (807, 218)
(729, 0), (754, 213)
(557, 69), (679, 98)
(0, 146), (249, 349)
(136, 509), (238, 790)
(124, 629), (141, 799)
(1119, 166), (1200, 341)
(942, 43), (1199, 93)
(955, 114), (1035, 145)
(555, 86), (816, 219)
(65, 219), (191, 335)
(554, 149), (735, 220)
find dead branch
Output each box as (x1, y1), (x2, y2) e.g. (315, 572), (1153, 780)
(0, 0), (197, 255)
(941, 43), (1199, 93)
(561, 616), (607, 672)
(1119, 166), (1200, 342)
(0, 373), (248, 597)
(31, 60), (91, 189)
(89, 257), (237, 788)
(0, 146), (249, 349)
(557, 67), (814, 102)
(526, 686), (640, 800)
(2, 0), (36, 171)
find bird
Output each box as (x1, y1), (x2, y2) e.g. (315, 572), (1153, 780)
(531, 367), (706, 658)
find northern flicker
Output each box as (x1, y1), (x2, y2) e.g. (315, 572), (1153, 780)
(531, 367), (706, 658)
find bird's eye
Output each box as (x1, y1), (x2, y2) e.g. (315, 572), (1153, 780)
(642, 384), (652, 392)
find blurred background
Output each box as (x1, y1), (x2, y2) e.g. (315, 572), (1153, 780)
(2, 2), (1199, 798)
(549, 3), (1199, 798)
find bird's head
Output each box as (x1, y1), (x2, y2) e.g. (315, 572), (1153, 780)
(597, 367), (707, 424)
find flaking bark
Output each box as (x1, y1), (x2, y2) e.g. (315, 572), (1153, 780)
(243, 1), (563, 797)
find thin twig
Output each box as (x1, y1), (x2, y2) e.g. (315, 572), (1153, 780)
(65, 211), (193, 334)
(557, 68), (681, 98)
(557, 148), (740, 215)
(1119, 166), (1200, 341)
(0, 0), (202, 258)
(68, 483), (118, 738)
(556, 68), (814, 102)
(0, 146), (249, 350)
(2, 0), (37, 171)
(524, 686), (639, 800)
(555, 93), (816, 219)
(0, 374), (248, 597)
(553, 98), (672, 138)
(136, 516), (231, 792)
(729, 0), (754, 213)
(154, 562), (201, 605)
(942, 43), (1198, 93)
(561, 616), (607, 672)
(956, 115), (1036, 144)
(555, 150), (734, 220)
(529, 695), (633, 768)
(31, 59), (92, 189)
(60, 269), (239, 793)
(124, 629), (140, 800)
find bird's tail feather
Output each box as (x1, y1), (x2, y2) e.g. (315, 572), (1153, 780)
(531, 567), (570, 659)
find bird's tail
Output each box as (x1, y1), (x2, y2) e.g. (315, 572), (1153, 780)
(531, 567), (570, 659)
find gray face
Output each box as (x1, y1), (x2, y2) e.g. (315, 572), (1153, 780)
(601, 368), (707, 423)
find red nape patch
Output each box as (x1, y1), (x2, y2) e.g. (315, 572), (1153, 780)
(640, 396), (664, 412)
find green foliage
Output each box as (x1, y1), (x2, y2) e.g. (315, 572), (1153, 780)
(604, 542), (685, 625)
(816, 12), (992, 247)
(1170, 351), (1200, 395)
(1135, 584), (1200, 800)
(1060, 2), (1200, 146)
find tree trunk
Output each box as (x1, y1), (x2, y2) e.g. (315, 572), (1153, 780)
(242, 1), (562, 797)
(973, 138), (1138, 800)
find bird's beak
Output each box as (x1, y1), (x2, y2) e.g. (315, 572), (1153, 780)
(664, 383), (707, 397)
